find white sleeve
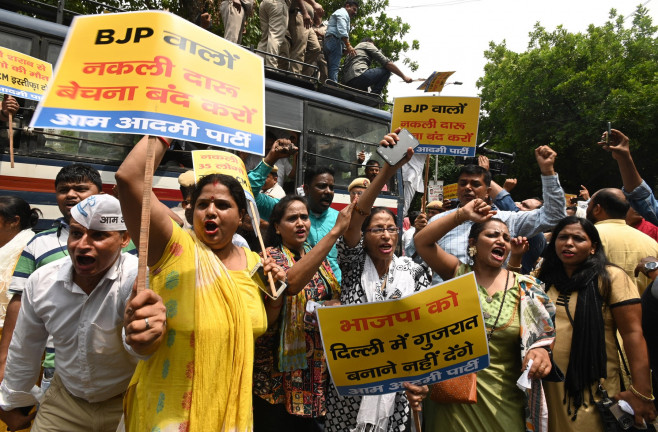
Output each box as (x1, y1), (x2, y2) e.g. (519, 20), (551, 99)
(0, 275), (48, 410)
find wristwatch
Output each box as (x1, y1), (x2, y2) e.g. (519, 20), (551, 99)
(644, 261), (658, 274)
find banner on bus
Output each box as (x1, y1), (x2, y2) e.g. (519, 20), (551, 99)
(391, 96), (480, 157)
(30, 11), (265, 155)
(0, 46), (52, 101)
(317, 273), (489, 396)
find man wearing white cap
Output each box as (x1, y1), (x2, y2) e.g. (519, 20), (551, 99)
(0, 195), (166, 432)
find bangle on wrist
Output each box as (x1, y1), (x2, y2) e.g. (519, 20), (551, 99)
(630, 384), (655, 402)
(454, 208), (462, 224)
(354, 203), (370, 217)
(155, 136), (171, 148)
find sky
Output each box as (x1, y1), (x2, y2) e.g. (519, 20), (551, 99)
(385, 0), (658, 99)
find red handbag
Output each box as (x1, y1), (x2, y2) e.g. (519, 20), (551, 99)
(428, 373), (477, 404)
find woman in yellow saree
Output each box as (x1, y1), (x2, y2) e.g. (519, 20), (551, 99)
(116, 136), (286, 432)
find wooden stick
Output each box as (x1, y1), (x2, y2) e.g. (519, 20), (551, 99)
(249, 200), (278, 297)
(421, 155), (430, 213)
(135, 136), (156, 294)
(8, 112), (13, 168)
(413, 410), (422, 432)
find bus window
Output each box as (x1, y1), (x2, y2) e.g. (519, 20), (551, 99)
(34, 129), (134, 163)
(304, 104), (395, 193)
(44, 39), (62, 65)
(0, 32), (33, 56)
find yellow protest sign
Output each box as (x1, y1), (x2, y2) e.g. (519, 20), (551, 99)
(443, 183), (458, 200)
(192, 150), (254, 200)
(30, 11), (265, 155)
(417, 71), (455, 93)
(392, 96), (480, 157)
(317, 273), (489, 396)
(0, 46), (52, 101)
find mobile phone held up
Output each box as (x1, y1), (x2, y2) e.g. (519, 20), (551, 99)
(376, 128), (420, 167)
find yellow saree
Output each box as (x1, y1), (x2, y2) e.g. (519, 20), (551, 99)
(125, 222), (266, 431)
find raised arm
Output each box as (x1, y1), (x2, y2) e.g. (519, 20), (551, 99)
(598, 129), (658, 224)
(415, 199), (494, 280)
(115, 136), (173, 266)
(505, 145), (565, 237)
(343, 129), (413, 247)
(286, 201), (355, 295)
(599, 129), (643, 193)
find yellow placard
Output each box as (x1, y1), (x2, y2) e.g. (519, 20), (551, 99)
(0, 46), (52, 101)
(443, 183), (458, 200)
(417, 71), (455, 93)
(30, 11), (265, 155)
(192, 150), (254, 201)
(564, 194), (577, 206)
(392, 96), (480, 157)
(317, 273), (489, 396)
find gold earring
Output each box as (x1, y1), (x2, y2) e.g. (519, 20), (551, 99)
(468, 246), (477, 258)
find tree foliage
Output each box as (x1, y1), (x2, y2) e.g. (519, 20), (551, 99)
(476, 6), (658, 198)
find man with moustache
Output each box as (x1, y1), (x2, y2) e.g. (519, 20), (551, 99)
(0, 195), (165, 432)
(422, 146), (566, 282)
(248, 141), (343, 282)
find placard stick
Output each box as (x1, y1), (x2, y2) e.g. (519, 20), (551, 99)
(8, 112), (14, 168)
(413, 411), (422, 432)
(135, 136), (157, 294)
(249, 200), (278, 297)
(421, 155), (430, 213)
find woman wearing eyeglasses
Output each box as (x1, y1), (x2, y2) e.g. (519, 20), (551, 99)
(324, 130), (430, 432)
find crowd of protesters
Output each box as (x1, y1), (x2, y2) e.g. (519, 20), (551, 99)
(2, 87), (658, 432)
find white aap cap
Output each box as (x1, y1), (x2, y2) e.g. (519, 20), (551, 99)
(70, 195), (126, 231)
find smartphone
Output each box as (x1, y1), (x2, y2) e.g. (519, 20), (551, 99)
(606, 121), (612, 144)
(250, 262), (287, 300)
(376, 128), (420, 166)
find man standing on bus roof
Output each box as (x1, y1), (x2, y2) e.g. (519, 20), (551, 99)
(341, 37), (413, 95)
(220, 0), (254, 45)
(324, 1), (359, 83)
(0, 195), (165, 432)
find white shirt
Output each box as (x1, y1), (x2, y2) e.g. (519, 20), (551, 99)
(0, 253), (139, 409)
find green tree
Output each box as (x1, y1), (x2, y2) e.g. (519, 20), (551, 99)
(476, 6), (658, 198)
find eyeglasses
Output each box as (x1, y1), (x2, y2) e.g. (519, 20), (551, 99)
(365, 227), (399, 235)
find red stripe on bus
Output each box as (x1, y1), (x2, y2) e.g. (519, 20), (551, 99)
(0, 176), (181, 202)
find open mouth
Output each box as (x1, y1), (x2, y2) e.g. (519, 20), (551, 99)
(295, 228), (306, 237)
(75, 255), (96, 267)
(491, 247), (505, 260)
(204, 221), (219, 235)
(379, 243), (393, 254)
(561, 250), (575, 258)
